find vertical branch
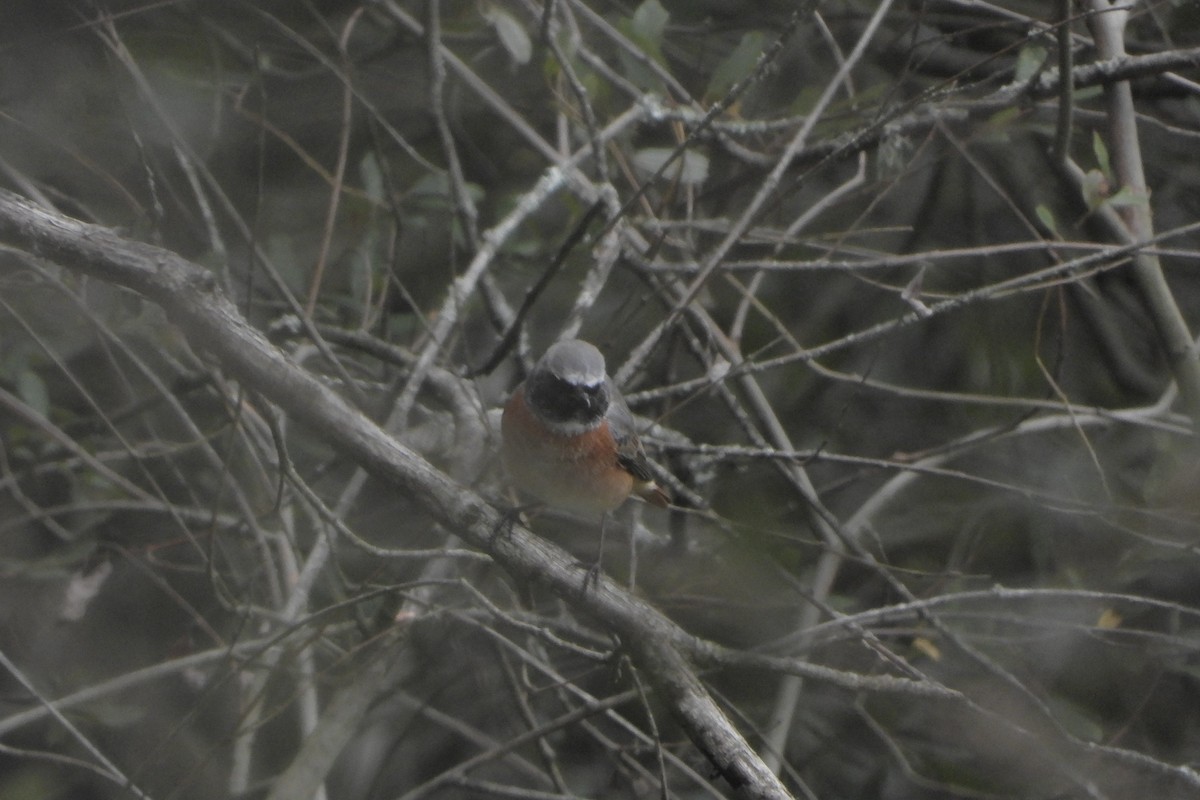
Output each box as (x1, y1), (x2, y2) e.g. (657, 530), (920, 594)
(1052, 0), (1074, 162)
(304, 9), (363, 317)
(427, 0), (481, 250)
(1086, 0), (1200, 425)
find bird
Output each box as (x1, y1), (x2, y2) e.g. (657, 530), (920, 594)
(501, 339), (669, 570)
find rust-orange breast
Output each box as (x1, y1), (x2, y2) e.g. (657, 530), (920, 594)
(501, 386), (635, 514)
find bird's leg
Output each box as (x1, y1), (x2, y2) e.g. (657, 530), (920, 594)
(579, 510), (609, 594)
(491, 501), (541, 547)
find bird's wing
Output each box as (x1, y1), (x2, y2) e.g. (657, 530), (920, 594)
(606, 380), (657, 483)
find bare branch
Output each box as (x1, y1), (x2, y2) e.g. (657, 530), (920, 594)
(0, 188), (801, 800)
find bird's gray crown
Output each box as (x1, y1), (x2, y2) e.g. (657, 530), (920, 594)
(538, 339), (606, 387)
(526, 340), (610, 431)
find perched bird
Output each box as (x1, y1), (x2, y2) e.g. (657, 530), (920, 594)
(501, 339), (669, 542)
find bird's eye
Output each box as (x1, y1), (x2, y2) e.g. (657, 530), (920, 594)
(531, 374), (609, 423)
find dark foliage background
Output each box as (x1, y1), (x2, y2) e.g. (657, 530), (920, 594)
(2, 1), (1200, 798)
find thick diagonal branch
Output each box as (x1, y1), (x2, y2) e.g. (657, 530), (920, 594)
(0, 189), (797, 800)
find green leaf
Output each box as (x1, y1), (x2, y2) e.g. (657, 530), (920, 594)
(482, 5), (532, 66)
(1080, 169), (1108, 211)
(986, 106), (1021, 127)
(359, 151), (384, 204)
(632, 147), (709, 186)
(877, 130), (913, 178)
(1104, 186), (1149, 209)
(1035, 203), (1060, 237)
(615, 0), (670, 88)
(631, 0), (669, 50)
(706, 31), (765, 99)
(1093, 131), (1112, 180)
(1014, 43), (1047, 83)
(16, 369), (49, 417)
(408, 172), (484, 211)
(82, 696), (148, 729)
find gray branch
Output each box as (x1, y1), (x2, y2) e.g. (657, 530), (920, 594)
(0, 189), (798, 800)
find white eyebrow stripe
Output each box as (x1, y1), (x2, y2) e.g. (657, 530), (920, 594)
(552, 365), (605, 384)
